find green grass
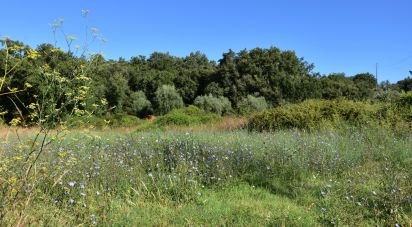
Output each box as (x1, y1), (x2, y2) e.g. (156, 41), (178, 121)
(107, 183), (317, 226)
(1, 126), (411, 226)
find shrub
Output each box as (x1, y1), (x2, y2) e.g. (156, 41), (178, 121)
(248, 99), (381, 131)
(396, 91), (412, 122)
(66, 114), (143, 129)
(155, 85), (184, 115)
(397, 91), (412, 107)
(194, 94), (232, 115)
(109, 114), (144, 127)
(155, 105), (220, 126)
(237, 95), (268, 115)
(373, 89), (401, 103)
(126, 91), (152, 117)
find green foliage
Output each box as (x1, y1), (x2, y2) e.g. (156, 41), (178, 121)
(125, 91), (152, 117)
(398, 91), (412, 107)
(216, 48), (317, 105)
(109, 114), (144, 127)
(2, 40), (407, 121)
(320, 73), (359, 100)
(203, 81), (224, 97)
(237, 95), (268, 115)
(193, 94), (232, 115)
(155, 105), (220, 126)
(352, 72), (377, 100)
(396, 91), (412, 122)
(66, 114), (144, 129)
(248, 99), (384, 131)
(155, 85), (184, 115)
(373, 88), (401, 102)
(396, 76), (412, 92)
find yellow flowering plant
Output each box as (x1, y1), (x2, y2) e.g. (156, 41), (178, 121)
(0, 10), (106, 225)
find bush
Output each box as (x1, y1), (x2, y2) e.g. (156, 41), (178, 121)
(237, 95), (268, 115)
(194, 94), (232, 115)
(125, 91), (152, 117)
(109, 114), (144, 127)
(396, 91), (412, 122)
(155, 85), (184, 115)
(397, 91), (412, 107)
(66, 114), (144, 129)
(155, 105), (220, 126)
(248, 99), (382, 131)
(373, 89), (401, 103)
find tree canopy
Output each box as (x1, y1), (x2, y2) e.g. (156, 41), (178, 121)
(0, 39), (409, 123)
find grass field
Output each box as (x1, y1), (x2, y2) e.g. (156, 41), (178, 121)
(0, 124), (411, 226)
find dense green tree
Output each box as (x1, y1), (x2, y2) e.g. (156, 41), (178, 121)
(1, 39), (402, 122)
(215, 47), (316, 106)
(396, 76), (412, 92)
(320, 73), (359, 99)
(352, 73), (377, 99)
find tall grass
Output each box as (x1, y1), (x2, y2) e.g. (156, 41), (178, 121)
(0, 126), (411, 225)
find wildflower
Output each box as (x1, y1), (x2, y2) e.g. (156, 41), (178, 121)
(320, 191), (326, 197)
(27, 49), (40, 59)
(96, 191), (101, 196)
(68, 181), (76, 187)
(69, 199), (75, 205)
(372, 191), (377, 196)
(321, 207), (327, 213)
(24, 82), (33, 88)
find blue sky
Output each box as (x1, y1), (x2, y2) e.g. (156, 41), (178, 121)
(1, 0), (411, 82)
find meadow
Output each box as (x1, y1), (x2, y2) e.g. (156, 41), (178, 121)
(2, 12), (412, 225)
(1, 120), (411, 226)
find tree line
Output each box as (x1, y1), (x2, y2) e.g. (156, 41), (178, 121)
(1, 39), (411, 123)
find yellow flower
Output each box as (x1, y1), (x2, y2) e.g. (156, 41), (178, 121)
(24, 82), (33, 88)
(9, 117), (21, 126)
(28, 103), (37, 110)
(101, 98), (108, 106)
(27, 49), (40, 59)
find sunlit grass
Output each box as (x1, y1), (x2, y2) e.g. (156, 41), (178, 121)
(0, 126), (411, 226)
